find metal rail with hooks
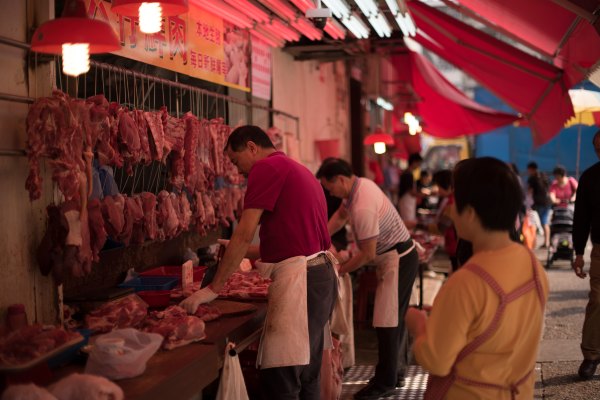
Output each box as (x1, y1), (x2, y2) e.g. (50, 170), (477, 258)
(0, 35), (301, 158)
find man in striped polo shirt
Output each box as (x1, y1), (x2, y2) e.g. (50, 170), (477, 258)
(317, 158), (420, 400)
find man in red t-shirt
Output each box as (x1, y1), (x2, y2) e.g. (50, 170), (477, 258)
(180, 125), (336, 399)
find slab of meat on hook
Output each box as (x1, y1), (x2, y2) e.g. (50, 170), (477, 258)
(179, 192), (193, 232)
(164, 114), (186, 154)
(61, 199), (92, 278)
(129, 195), (146, 245)
(132, 110), (152, 164)
(118, 196), (144, 246)
(88, 95), (121, 167)
(25, 91), (86, 202)
(183, 112), (199, 190)
(101, 194), (125, 239)
(87, 198), (107, 263)
(144, 111), (165, 161)
(169, 152), (185, 190)
(141, 192), (158, 240)
(157, 190), (179, 240)
(117, 108), (142, 174)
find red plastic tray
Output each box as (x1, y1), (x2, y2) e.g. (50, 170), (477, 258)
(137, 290), (171, 308)
(139, 266), (207, 283)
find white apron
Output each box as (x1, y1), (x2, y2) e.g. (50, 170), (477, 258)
(372, 243), (415, 327)
(254, 251), (337, 369)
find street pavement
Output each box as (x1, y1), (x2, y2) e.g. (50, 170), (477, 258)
(533, 244), (600, 399)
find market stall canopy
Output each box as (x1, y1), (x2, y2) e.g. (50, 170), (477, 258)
(391, 51), (519, 138)
(441, 0), (600, 88)
(408, 0), (576, 146)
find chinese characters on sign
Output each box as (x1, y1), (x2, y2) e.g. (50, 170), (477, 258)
(85, 0), (251, 92)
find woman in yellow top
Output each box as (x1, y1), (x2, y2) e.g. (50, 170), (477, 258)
(406, 157), (549, 400)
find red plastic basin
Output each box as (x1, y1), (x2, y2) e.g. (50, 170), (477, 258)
(139, 266), (207, 283)
(137, 290), (171, 308)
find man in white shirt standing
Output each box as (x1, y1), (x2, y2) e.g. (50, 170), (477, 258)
(317, 158), (420, 400)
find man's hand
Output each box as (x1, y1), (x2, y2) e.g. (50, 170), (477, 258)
(179, 286), (218, 314)
(572, 255), (587, 279)
(405, 307), (427, 338)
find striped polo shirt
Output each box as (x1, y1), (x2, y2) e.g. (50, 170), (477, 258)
(344, 177), (411, 255)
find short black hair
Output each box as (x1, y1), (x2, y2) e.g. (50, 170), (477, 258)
(225, 125), (275, 152)
(420, 170), (430, 179)
(527, 161), (538, 170)
(316, 158), (354, 180)
(408, 153), (423, 165)
(453, 157), (523, 231)
(432, 169), (452, 190)
(552, 165), (566, 177)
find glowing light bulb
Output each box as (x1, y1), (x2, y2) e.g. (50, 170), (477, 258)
(139, 2), (163, 34)
(374, 142), (387, 154)
(62, 43), (90, 77)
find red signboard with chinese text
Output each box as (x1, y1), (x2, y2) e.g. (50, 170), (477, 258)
(85, 0), (250, 92)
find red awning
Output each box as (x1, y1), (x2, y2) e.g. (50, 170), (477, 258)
(408, 1), (575, 146)
(391, 51), (519, 138)
(444, 0), (600, 88)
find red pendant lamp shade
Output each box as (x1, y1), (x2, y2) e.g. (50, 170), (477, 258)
(363, 132), (394, 145)
(30, 0), (120, 54)
(111, 0), (189, 16)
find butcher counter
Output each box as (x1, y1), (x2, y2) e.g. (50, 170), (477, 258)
(52, 301), (267, 400)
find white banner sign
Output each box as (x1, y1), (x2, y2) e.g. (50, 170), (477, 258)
(251, 38), (272, 101)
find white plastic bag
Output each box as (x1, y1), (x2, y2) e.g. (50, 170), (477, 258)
(85, 328), (162, 380)
(216, 343), (249, 400)
(50, 373), (124, 400)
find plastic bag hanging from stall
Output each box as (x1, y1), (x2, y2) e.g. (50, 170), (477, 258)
(216, 342), (249, 400)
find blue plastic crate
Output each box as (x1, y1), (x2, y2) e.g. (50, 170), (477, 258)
(118, 276), (179, 292)
(47, 329), (91, 368)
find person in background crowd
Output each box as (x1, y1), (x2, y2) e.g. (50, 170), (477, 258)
(509, 163), (523, 189)
(320, 158), (348, 252)
(367, 158), (385, 188)
(406, 157), (549, 399)
(382, 155), (400, 204)
(572, 130), (600, 380)
(317, 159), (419, 400)
(397, 153), (423, 229)
(180, 126), (337, 400)
(527, 161), (552, 248)
(416, 170), (436, 211)
(431, 170), (460, 272)
(550, 165), (578, 206)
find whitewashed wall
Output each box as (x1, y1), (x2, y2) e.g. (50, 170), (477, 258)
(271, 49), (350, 172)
(0, 0), (58, 325)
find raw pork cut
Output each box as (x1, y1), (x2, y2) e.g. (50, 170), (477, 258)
(85, 295), (148, 333)
(142, 305), (206, 350)
(0, 325), (82, 367)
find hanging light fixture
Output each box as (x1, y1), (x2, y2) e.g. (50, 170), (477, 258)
(404, 112), (422, 135)
(31, 0), (120, 77)
(364, 127), (394, 154)
(112, 0), (189, 34)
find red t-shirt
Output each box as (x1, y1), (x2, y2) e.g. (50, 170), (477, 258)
(244, 152), (331, 263)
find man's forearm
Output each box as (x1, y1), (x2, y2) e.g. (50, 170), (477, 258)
(210, 235), (251, 292)
(340, 250), (373, 274)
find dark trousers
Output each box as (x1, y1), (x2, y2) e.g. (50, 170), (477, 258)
(260, 261), (337, 400)
(372, 247), (420, 389)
